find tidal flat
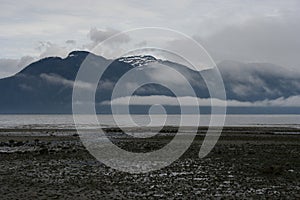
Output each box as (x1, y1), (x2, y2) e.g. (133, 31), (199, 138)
(0, 127), (299, 199)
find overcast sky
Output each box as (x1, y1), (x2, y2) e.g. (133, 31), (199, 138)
(1, 0), (300, 78)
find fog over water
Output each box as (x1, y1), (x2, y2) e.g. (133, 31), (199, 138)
(0, 115), (299, 129)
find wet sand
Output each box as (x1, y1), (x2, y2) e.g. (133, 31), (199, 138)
(0, 127), (300, 199)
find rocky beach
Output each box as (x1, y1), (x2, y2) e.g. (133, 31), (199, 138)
(0, 126), (299, 199)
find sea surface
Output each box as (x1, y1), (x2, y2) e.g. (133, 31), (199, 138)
(0, 114), (299, 129)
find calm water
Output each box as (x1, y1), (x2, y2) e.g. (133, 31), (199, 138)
(0, 115), (299, 129)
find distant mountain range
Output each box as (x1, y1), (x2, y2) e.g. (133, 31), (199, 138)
(0, 51), (299, 114)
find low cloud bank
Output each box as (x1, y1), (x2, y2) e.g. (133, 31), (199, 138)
(102, 95), (300, 107)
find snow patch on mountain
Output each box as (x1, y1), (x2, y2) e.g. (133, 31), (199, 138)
(118, 55), (157, 67)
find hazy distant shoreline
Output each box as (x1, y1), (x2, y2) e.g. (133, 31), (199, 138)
(0, 114), (299, 130)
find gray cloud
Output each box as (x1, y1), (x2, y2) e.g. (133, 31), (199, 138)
(19, 83), (33, 91)
(40, 73), (93, 90)
(218, 61), (300, 101)
(65, 40), (76, 45)
(37, 41), (70, 58)
(102, 95), (300, 107)
(145, 63), (188, 85)
(195, 16), (300, 69)
(0, 56), (34, 78)
(0, 59), (19, 78)
(86, 28), (130, 49)
(98, 80), (115, 90)
(40, 73), (114, 91)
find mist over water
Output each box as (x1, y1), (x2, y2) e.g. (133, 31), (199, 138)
(0, 115), (299, 129)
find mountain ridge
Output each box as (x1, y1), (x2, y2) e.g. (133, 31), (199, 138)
(0, 51), (299, 114)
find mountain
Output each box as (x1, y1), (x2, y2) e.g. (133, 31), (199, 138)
(218, 60), (300, 102)
(0, 51), (299, 114)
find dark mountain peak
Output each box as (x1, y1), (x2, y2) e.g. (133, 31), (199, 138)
(118, 55), (157, 67)
(17, 51), (108, 78)
(66, 51), (108, 63)
(67, 50), (90, 58)
(18, 56), (63, 75)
